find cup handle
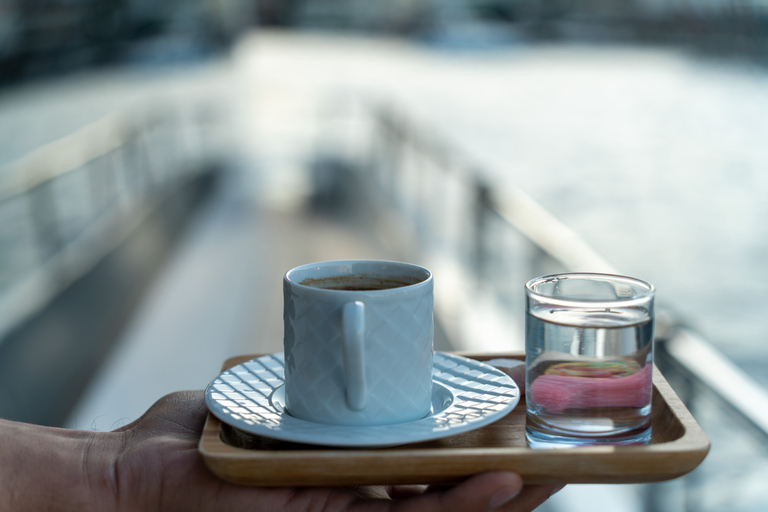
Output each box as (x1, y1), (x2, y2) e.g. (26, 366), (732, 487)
(342, 301), (366, 411)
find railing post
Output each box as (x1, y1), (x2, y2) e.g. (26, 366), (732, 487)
(386, 109), (403, 210)
(26, 182), (66, 281)
(474, 179), (491, 283)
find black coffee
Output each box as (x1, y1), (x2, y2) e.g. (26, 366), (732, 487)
(300, 274), (420, 291)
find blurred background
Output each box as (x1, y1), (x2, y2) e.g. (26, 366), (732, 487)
(1, 1), (768, 511)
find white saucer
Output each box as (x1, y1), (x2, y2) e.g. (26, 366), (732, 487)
(205, 352), (520, 448)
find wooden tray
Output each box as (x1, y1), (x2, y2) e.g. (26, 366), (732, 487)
(199, 353), (709, 486)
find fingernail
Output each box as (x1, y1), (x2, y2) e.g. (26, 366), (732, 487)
(488, 485), (521, 509)
(550, 484), (566, 497)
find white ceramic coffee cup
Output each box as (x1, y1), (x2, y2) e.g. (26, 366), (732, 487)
(283, 260), (434, 426)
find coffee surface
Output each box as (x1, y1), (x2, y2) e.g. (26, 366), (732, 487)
(300, 274), (419, 291)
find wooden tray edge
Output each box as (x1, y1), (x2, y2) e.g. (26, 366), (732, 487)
(199, 353), (710, 486)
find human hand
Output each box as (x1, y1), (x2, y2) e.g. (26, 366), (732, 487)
(104, 390), (563, 511)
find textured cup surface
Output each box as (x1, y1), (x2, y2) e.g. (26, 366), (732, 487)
(283, 260), (434, 426)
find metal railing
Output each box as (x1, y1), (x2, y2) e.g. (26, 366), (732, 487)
(0, 100), (225, 342)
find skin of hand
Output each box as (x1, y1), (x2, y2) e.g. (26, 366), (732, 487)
(0, 391), (563, 512)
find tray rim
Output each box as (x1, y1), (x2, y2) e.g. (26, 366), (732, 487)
(199, 352), (710, 486)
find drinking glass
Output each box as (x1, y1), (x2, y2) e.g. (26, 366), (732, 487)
(525, 273), (655, 448)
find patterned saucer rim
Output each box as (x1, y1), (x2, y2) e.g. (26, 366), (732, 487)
(205, 352), (520, 448)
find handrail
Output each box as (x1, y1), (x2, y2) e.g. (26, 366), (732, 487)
(0, 111), (136, 203)
(490, 185), (618, 274)
(661, 326), (768, 438)
(0, 102), (215, 342)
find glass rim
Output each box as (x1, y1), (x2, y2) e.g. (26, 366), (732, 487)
(525, 272), (655, 308)
(284, 259), (432, 293)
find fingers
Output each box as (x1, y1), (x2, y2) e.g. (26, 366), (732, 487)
(387, 472), (524, 512)
(384, 485), (428, 500)
(383, 474), (564, 512)
(493, 483), (565, 512)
